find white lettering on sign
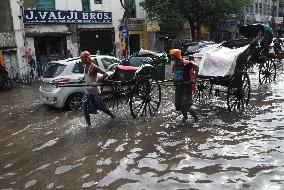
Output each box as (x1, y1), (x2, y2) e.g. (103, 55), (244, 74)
(66, 12), (74, 19)
(97, 13), (102, 19)
(48, 12), (57, 20)
(38, 12), (48, 20)
(90, 13), (96, 19)
(74, 12), (78, 19)
(104, 13), (109, 20)
(82, 13), (89, 19)
(25, 11), (33, 19)
(58, 12), (65, 19)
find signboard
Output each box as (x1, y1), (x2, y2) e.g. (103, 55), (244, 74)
(24, 10), (112, 24)
(128, 19), (144, 31)
(122, 26), (129, 38)
(147, 20), (160, 32)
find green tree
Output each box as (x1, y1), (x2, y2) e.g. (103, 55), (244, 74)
(140, 0), (253, 39)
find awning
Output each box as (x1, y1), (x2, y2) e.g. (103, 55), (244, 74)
(26, 31), (71, 37)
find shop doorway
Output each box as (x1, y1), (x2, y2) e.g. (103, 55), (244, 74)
(79, 28), (114, 55)
(34, 36), (67, 75)
(129, 34), (140, 55)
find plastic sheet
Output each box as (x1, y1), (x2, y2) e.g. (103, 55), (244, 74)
(198, 45), (249, 77)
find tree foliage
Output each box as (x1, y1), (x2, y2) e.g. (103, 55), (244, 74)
(140, 0), (254, 39)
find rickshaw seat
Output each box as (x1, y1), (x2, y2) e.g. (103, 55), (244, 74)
(116, 65), (138, 71)
(111, 65), (139, 81)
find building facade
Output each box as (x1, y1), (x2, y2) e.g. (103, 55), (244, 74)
(0, 1), (18, 74)
(22, 0), (126, 74)
(244, 0), (282, 35)
(1, 0), (160, 76)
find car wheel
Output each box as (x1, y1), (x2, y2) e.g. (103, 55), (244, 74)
(66, 93), (84, 111)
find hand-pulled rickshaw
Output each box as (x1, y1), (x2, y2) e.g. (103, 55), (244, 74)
(194, 24), (277, 111)
(57, 52), (164, 118)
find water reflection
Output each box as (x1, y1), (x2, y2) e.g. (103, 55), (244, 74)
(0, 65), (284, 189)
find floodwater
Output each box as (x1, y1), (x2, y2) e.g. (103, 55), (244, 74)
(0, 65), (284, 190)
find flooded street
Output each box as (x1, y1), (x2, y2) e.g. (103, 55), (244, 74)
(1, 65), (284, 190)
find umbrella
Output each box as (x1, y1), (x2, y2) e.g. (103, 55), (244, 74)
(261, 24), (274, 36)
(239, 24), (275, 38)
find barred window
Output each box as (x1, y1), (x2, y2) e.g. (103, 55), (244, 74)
(82, 0), (90, 11)
(36, 0), (55, 10)
(94, 0), (102, 4)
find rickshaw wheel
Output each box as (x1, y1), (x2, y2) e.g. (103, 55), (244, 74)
(193, 79), (213, 102)
(258, 59), (276, 85)
(130, 76), (161, 118)
(227, 72), (251, 112)
(101, 81), (131, 110)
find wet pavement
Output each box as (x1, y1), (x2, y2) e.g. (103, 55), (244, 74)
(0, 64), (284, 190)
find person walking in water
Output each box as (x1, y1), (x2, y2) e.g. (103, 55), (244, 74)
(170, 49), (199, 123)
(79, 51), (115, 126)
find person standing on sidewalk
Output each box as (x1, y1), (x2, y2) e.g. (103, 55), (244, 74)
(79, 51), (115, 126)
(28, 54), (36, 82)
(170, 49), (199, 123)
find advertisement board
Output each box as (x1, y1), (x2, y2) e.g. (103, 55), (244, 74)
(24, 10), (112, 24)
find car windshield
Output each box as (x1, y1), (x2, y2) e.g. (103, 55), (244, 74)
(128, 57), (152, 67)
(101, 58), (121, 71)
(42, 63), (66, 78)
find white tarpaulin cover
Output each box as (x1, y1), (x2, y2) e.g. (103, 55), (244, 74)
(198, 45), (249, 77)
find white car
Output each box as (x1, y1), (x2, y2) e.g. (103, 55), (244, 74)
(39, 55), (120, 110)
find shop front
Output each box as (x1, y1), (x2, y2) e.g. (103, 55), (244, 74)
(78, 28), (114, 55)
(128, 19), (147, 55)
(23, 9), (113, 74)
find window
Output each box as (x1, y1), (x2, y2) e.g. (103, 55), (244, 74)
(72, 62), (84, 74)
(82, 0), (90, 11)
(36, 0), (55, 10)
(92, 58), (99, 67)
(94, 0), (102, 4)
(250, 6), (254, 14)
(43, 63), (66, 78)
(255, 3), (258, 14)
(101, 58), (120, 71)
(125, 0), (136, 18)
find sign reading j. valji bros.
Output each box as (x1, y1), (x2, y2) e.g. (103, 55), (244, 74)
(24, 10), (112, 24)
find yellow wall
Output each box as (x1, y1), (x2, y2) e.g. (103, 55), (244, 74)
(0, 51), (4, 65)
